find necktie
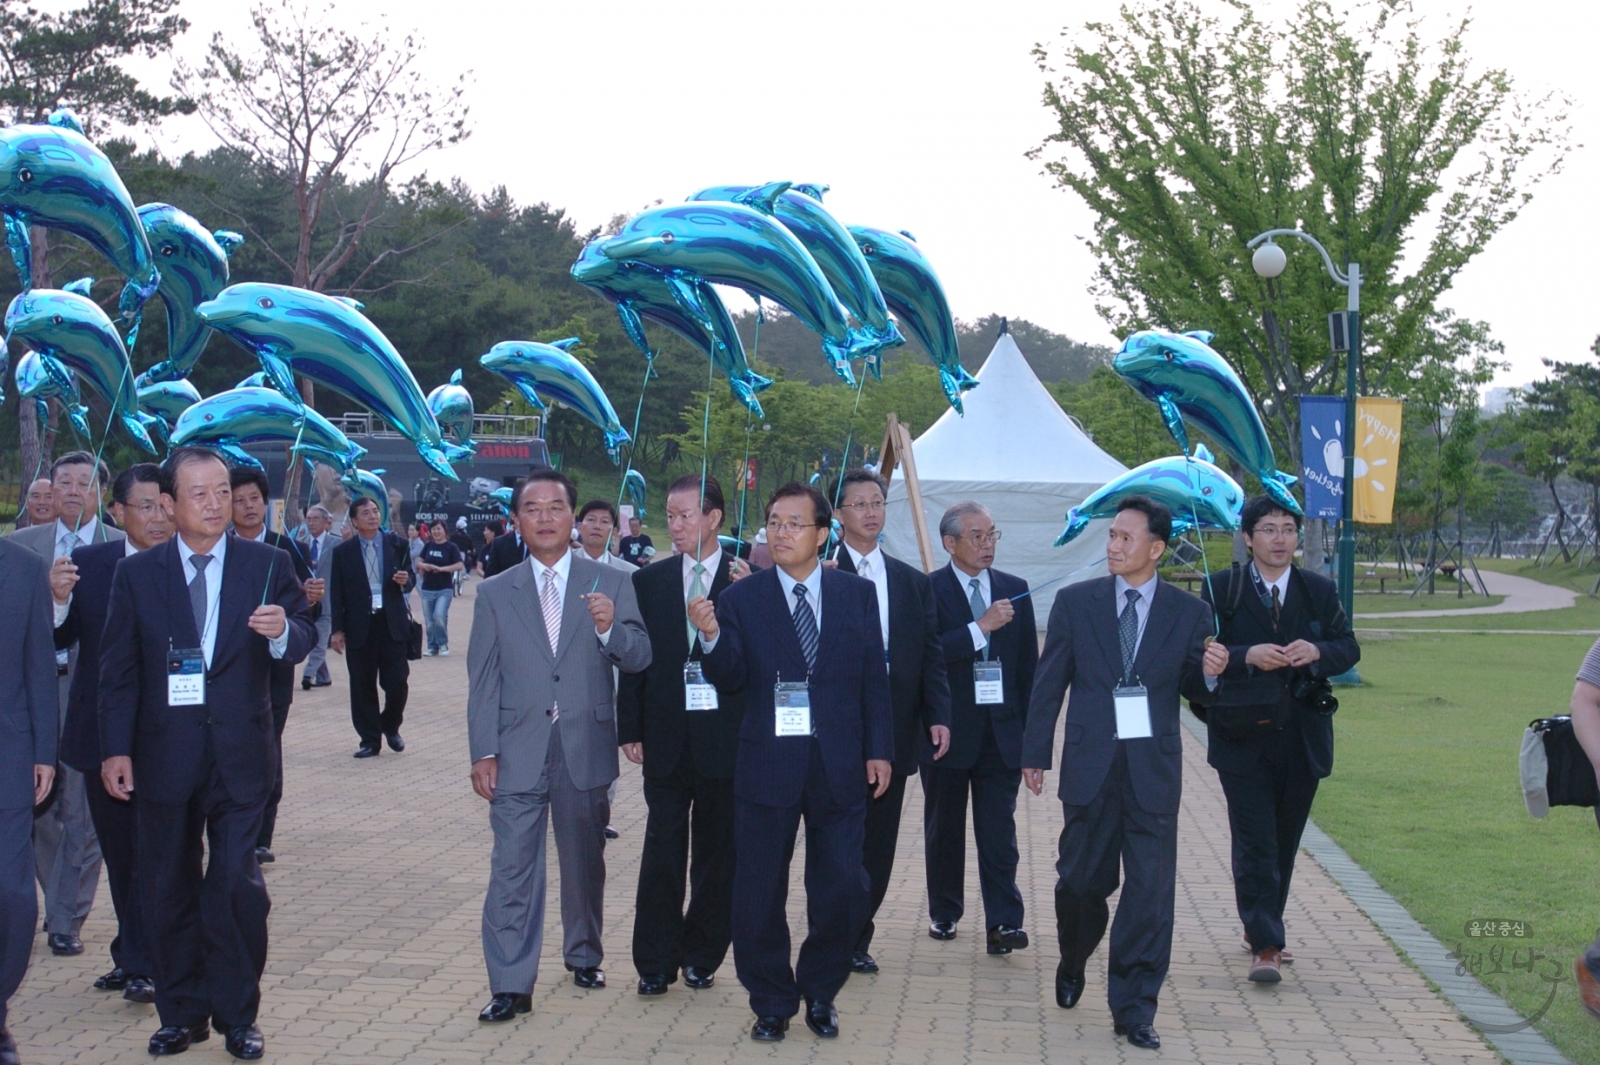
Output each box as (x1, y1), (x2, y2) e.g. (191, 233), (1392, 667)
(1270, 584), (1282, 629)
(1118, 588), (1141, 682)
(858, 556), (871, 580)
(541, 567), (562, 654)
(57, 530), (79, 560)
(363, 537), (382, 596)
(189, 554), (212, 644)
(687, 562), (707, 649)
(310, 536), (320, 564)
(968, 578), (989, 660)
(792, 583), (818, 672)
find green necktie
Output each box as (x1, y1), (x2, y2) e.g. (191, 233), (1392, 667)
(687, 562), (708, 650)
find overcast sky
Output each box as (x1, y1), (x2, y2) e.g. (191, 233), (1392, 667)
(135, 0), (1596, 389)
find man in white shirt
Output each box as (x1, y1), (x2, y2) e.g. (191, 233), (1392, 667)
(574, 500), (637, 571)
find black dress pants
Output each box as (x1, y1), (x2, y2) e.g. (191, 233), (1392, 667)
(856, 770), (908, 953)
(138, 749), (271, 1029)
(84, 779), (153, 977)
(632, 752), (735, 977)
(257, 696), (291, 850)
(347, 619), (408, 747)
(0, 805), (33, 1032)
(920, 723), (1024, 930)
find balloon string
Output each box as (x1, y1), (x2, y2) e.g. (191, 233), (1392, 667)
(735, 304), (763, 538)
(262, 413), (310, 605)
(592, 352), (655, 594)
(1008, 555), (1109, 602)
(695, 334), (715, 562)
(831, 361), (871, 511)
(1183, 453), (1221, 638)
(74, 352), (136, 538)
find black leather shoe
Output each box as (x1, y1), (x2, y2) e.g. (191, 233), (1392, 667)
(986, 925), (1029, 955)
(353, 745), (380, 759)
(309, 679), (332, 688)
(637, 972), (671, 996)
(1114, 1021), (1161, 1050)
(222, 1024), (264, 1060)
(603, 825), (619, 839)
(572, 966), (605, 989)
(750, 1015), (789, 1042)
(94, 966), (130, 990)
(683, 966), (715, 989)
(124, 975), (156, 1003)
(301, 677), (312, 691)
(851, 950), (879, 974)
(1055, 967), (1086, 1009)
(803, 998), (839, 1038)
(477, 992), (531, 1022)
(385, 732), (405, 752)
(0, 1027), (19, 1065)
(255, 846), (275, 864)
(148, 1023), (209, 1055)
(47, 932), (82, 955)
(928, 919), (957, 941)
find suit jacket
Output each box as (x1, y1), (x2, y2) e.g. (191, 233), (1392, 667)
(1023, 576), (1216, 815)
(52, 540), (128, 774)
(97, 535), (316, 807)
(0, 540), (57, 809)
(327, 531), (414, 647)
(260, 530), (313, 709)
(835, 548), (951, 776)
(1201, 565), (1359, 779)
(616, 553), (747, 780)
(930, 564), (1037, 770)
(467, 554), (651, 793)
(701, 565), (893, 808)
(483, 532), (527, 578)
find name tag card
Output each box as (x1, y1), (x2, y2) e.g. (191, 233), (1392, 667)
(1113, 684), (1152, 739)
(684, 661), (719, 711)
(774, 681), (811, 737)
(974, 662), (1004, 705)
(371, 592), (384, 611)
(168, 648), (205, 707)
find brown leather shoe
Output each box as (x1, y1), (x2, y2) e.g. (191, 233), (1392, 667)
(1242, 932), (1293, 963)
(1578, 953), (1600, 1019)
(1249, 947), (1283, 983)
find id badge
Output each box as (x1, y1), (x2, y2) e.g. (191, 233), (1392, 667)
(371, 592), (384, 611)
(168, 648), (205, 707)
(1113, 684), (1152, 740)
(974, 662), (1004, 704)
(774, 681), (811, 737)
(684, 661), (719, 711)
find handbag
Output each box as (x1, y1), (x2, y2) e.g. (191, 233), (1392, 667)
(405, 615), (423, 660)
(1521, 715), (1600, 817)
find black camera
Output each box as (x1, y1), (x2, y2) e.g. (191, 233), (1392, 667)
(1289, 672), (1338, 715)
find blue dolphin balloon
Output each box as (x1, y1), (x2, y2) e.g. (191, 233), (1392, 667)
(480, 338), (631, 462)
(196, 282), (468, 481)
(1113, 329), (1302, 516)
(343, 468), (392, 530)
(848, 225), (978, 413)
(3, 288), (158, 451)
(137, 377), (202, 449)
(426, 368), (477, 453)
(14, 350), (88, 438)
(135, 203), (242, 385)
(594, 199), (863, 385)
(0, 111), (159, 336)
(236, 371), (269, 389)
(1056, 447), (1244, 546)
(489, 486), (513, 516)
(170, 386), (369, 477)
(571, 239), (772, 416)
(623, 469), (647, 519)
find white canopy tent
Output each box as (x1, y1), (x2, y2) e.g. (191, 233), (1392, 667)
(882, 333), (1127, 625)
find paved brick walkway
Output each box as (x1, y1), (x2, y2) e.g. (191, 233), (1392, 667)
(10, 580), (1499, 1064)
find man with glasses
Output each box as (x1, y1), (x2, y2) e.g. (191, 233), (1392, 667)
(1198, 495), (1358, 985)
(328, 497), (415, 758)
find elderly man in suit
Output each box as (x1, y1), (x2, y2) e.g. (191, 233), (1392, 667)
(11, 450), (121, 958)
(828, 469), (951, 975)
(0, 539), (57, 1065)
(695, 482), (893, 1043)
(23, 478), (55, 526)
(468, 469), (650, 1023)
(328, 497), (414, 758)
(1022, 496), (1227, 1051)
(297, 506), (336, 690)
(99, 448), (316, 1059)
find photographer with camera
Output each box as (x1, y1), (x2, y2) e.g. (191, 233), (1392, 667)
(1200, 496), (1359, 986)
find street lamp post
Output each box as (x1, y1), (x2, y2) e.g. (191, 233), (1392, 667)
(1248, 229), (1363, 673)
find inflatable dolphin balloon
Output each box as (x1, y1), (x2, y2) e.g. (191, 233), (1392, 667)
(15, 349), (88, 438)
(137, 377), (202, 449)
(623, 468), (647, 518)
(1056, 446), (1244, 546)
(197, 283), (469, 480)
(1113, 329), (1302, 516)
(343, 468), (392, 530)
(489, 486), (513, 515)
(135, 203), (242, 385)
(480, 338), (631, 462)
(426, 369), (477, 453)
(170, 386), (368, 477)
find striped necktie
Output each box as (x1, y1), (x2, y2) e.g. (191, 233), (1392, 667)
(792, 583), (818, 672)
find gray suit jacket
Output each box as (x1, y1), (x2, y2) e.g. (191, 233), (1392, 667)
(467, 554), (651, 792)
(0, 539), (58, 808)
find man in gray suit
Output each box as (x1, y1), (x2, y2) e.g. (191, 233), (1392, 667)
(297, 506), (336, 689)
(9, 451), (121, 958)
(467, 469), (651, 1023)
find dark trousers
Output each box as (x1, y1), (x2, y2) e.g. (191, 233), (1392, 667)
(856, 771), (909, 953)
(84, 779), (153, 977)
(920, 724), (1024, 929)
(1054, 744), (1176, 1027)
(1215, 728), (1321, 953)
(633, 753), (735, 977)
(732, 740), (868, 1019)
(258, 698), (291, 850)
(139, 750), (271, 1029)
(0, 805), (34, 1031)
(347, 620), (408, 747)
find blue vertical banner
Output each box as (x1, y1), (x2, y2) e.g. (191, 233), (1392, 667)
(1299, 395), (1345, 520)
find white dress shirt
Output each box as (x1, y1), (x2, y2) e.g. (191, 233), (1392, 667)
(1255, 564), (1291, 607)
(698, 560), (821, 655)
(681, 547), (723, 604)
(178, 534), (289, 666)
(844, 543), (889, 648)
(529, 550), (610, 644)
(952, 562), (992, 653)
(55, 515), (97, 557)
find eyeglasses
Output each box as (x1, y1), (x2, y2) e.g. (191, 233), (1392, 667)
(1251, 525), (1300, 540)
(121, 501), (165, 516)
(765, 519), (821, 537)
(958, 530), (1002, 546)
(837, 500), (885, 513)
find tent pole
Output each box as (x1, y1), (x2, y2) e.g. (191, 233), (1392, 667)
(895, 418), (937, 572)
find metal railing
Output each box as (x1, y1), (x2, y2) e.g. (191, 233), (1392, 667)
(330, 412), (542, 441)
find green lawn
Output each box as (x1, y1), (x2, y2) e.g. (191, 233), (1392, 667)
(1315, 632), (1600, 1063)
(1361, 558), (1600, 632)
(1352, 592), (1507, 614)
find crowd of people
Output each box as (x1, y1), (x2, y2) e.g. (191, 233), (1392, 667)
(0, 448), (1367, 1062)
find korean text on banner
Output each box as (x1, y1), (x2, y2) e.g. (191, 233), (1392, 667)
(1353, 397), (1403, 523)
(1298, 396), (1346, 520)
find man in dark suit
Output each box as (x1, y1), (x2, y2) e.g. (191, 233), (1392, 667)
(230, 467), (323, 862)
(50, 463), (171, 1004)
(617, 474), (750, 997)
(828, 469), (951, 975)
(99, 448), (316, 1059)
(0, 539), (56, 1065)
(923, 501), (1036, 956)
(696, 482), (893, 1043)
(482, 525), (527, 578)
(1200, 495), (1358, 984)
(296, 506), (336, 690)
(1023, 496), (1228, 1051)
(328, 496), (414, 758)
